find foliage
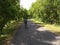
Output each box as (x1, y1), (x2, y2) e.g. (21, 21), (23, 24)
(0, 0), (29, 44)
(20, 6), (29, 19)
(0, 0), (22, 45)
(29, 0), (60, 24)
(0, 0), (20, 33)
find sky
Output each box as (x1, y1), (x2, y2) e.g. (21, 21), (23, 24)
(20, 0), (36, 10)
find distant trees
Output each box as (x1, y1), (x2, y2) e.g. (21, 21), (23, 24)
(29, 0), (60, 24)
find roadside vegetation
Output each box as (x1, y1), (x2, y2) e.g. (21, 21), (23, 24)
(0, 0), (27, 45)
(32, 19), (60, 32)
(29, 0), (60, 35)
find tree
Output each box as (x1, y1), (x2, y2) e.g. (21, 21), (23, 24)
(0, 0), (20, 34)
(29, 0), (60, 24)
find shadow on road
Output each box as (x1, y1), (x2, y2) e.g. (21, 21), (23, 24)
(11, 20), (59, 45)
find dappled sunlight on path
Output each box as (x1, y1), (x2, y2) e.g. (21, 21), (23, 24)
(10, 20), (60, 45)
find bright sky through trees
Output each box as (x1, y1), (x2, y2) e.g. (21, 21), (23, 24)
(20, 0), (36, 10)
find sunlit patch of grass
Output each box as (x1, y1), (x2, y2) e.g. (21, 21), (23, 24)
(31, 19), (43, 23)
(32, 19), (60, 33)
(31, 19), (44, 26)
(45, 24), (60, 32)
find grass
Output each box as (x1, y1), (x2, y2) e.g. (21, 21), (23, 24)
(1, 20), (22, 45)
(45, 24), (60, 32)
(32, 19), (60, 33)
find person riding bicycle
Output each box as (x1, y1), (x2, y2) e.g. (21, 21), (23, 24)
(24, 15), (28, 29)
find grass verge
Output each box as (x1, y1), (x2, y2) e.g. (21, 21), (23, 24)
(1, 20), (22, 45)
(32, 19), (60, 34)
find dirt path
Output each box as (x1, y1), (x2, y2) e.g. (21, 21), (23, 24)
(10, 20), (60, 45)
